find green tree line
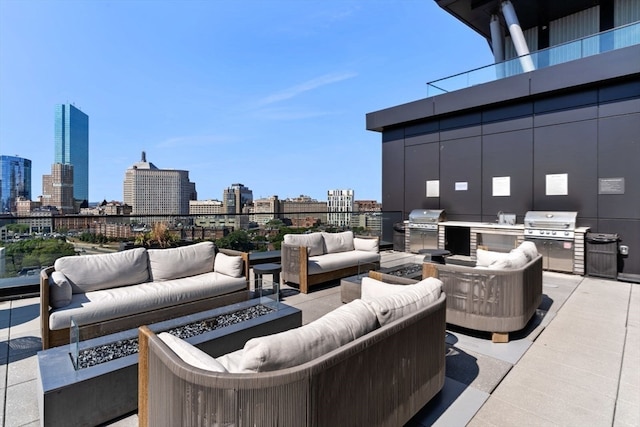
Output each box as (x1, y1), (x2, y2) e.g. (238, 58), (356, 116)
(1, 239), (76, 277)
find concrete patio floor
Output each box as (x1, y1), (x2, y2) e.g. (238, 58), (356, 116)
(1, 252), (638, 426)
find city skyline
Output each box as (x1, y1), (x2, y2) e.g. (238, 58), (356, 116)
(0, 1), (492, 202)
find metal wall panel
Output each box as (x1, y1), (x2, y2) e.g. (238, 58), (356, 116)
(404, 142), (440, 212)
(615, 0), (640, 25)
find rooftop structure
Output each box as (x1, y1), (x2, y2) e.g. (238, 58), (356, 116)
(367, 0), (640, 281)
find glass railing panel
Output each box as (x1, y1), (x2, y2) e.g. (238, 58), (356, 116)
(427, 22), (639, 96)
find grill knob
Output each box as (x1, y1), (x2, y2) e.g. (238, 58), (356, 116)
(552, 231), (556, 235)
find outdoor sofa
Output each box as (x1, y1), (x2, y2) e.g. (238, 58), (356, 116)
(423, 241), (543, 342)
(281, 231), (380, 293)
(40, 241), (250, 349)
(138, 272), (446, 426)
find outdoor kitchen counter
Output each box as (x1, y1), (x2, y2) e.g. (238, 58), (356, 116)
(437, 221), (525, 258)
(438, 221), (524, 230)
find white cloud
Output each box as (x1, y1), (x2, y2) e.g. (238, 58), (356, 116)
(255, 71), (357, 107)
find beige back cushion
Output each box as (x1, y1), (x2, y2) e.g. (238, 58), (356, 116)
(361, 276), (409, 300)
(322, 231), (355, 253)
(239, 299), (377, 372)
(283, 232), (324, 256)
(54, 247), (149, 293)
(148, 242), (215, 281)
(366, 277), (442, 326)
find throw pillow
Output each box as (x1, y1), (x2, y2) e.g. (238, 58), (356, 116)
(158, 332), (228, 373)
(353, 237), (379, 253)
(365, 277), (442, 326)
(322, 231), (355, 253)
(239, 299), (378, 372)
(283, 232), (324, 256)
(148, 242), (215, 281)
(49, 271), (72, 309)
(361, 276), (410, 300)
(214, 252), (244, 278)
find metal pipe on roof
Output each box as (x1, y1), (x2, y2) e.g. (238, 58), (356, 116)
(500, 0), (535, 72)
(490, 14), (505, 78)
(490, 14), (505, 62)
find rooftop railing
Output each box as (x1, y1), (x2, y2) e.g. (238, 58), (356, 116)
(427, 21), (640, 96)
(0, 211), (404, 297)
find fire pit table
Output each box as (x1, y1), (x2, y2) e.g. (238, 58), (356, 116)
(37, 292), (301, 427)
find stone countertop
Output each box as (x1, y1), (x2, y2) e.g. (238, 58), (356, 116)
(439, 221), (525, 230)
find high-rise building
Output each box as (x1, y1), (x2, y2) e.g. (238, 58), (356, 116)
(41, 163), (75, 214)
(327, 189), (354, 227)
(223, 183), (253, 214)
(0, 155), (31, 213)
(123, 152), (197, 215)
(54, 103), (89, 203)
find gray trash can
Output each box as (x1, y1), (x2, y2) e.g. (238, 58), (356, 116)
(393, 222), (406, 252)
(586, 233), (619, 279)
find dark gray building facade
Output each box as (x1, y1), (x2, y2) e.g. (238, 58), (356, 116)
(367, 0), (640, 279)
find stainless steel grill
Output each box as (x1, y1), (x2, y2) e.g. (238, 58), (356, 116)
(408, 209), (446, 230)
(524, 211), (578, 273)
(524, 211), (577, 240)
(408, 209), (446, 253)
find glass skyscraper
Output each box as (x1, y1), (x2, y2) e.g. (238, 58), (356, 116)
(0, 155), (32, 213)
(54, 104), (89, 203)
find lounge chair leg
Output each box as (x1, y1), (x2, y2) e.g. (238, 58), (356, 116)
(492, 332), (509, 343)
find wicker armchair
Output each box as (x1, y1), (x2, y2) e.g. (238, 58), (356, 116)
(423, 254), (543, 342)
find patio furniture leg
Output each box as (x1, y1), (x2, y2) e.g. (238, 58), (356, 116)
(492, 332), (509, 343)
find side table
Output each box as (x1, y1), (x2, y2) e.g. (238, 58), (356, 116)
(418, 249), (451, 264)
(253, 263), (282, 292)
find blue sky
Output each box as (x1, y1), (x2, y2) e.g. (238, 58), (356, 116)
(0, 0), (492, 203)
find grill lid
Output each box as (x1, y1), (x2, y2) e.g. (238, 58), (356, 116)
(524, 211), (577, 230)
(409, 209), (446, 223)
(524, 211), (577, 240)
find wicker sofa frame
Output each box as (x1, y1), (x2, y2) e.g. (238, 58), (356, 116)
(138, 273), (446, 427)
(281, 235), (380, 294)
(423, 254), (543, 342)
(40, 248), (250, 350)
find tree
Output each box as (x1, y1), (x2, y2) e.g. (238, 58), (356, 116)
(215, 230), (253, 252)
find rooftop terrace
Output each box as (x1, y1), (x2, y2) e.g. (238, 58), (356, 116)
(1, 251), (638, 426)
